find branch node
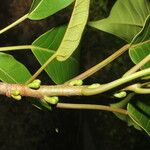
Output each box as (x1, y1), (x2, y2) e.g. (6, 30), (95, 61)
(10, 89), (22, 101)
(43, 96), (59, 105)
(87, 83), (101, 89)
(27, 79), (41, 89)
(113, 91), (127, 98)
(69, 79), (83, 86)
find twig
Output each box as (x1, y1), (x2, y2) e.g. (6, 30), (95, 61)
(65, 44), (130, 84)
(0, 14), (28, 34)
(125, 84), (150, 94)
(82, 68), (150, 95)
(56, 103), (128, 115)
(25, 53), (57, 84)
(123, 54), (150, 77)
(0, 45), (54, 53)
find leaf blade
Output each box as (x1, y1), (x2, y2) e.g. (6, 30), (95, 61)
(28, 0), (74, 20)
(128, 101), (150, 136)
(56, 0), (90, 61)
(89, 0), (150, 42)
(129, 15), (150, 69)
(32, 25), (79, 84)
(0, 52), (31, 84)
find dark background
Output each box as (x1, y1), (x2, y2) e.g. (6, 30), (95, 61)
(0, 0), (149, 150)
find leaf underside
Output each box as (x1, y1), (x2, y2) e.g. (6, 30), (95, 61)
(56, 0), (90, 61)
(89, 0), (150, 43)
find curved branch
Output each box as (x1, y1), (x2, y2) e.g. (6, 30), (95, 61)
(82, 68), (150, 95)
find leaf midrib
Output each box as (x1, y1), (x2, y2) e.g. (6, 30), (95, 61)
(33, 47), (79, 64)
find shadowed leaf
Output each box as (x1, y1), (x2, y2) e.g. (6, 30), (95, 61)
(128, 100), (150, 136)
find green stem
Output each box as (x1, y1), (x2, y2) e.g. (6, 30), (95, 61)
(0, 45), (54, 52)
(0, 45), (32, 51)
(0, 14), (28, 34)
(131, 87), (150, 94)
(126, 84), (150, 94)
(56, 103), (127, 115)
(131, 39), (150, 48)
(123, 54), (150, 77)
(25, 53), (57, 84)
(82, 68), (150, 96)
(65, 44), (130, 84)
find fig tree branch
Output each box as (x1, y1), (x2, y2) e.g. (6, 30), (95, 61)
(0, 68), (149, 100)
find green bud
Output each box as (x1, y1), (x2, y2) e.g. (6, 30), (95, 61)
(88, 83), (101, 89)
(114, 91), (127, 98)
(44, 96), (59, 105)
(69, 80), (83, 86)
(11, 95), (22, 101)
(28, 79), (41, 89)
(11, 90), (20, 96)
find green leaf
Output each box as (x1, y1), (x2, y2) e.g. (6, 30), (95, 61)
(0, 53), (50, 111)
(56, 0), (90, 61)
(28, 0), (74, 20)
(32, 25), (79, 84)
(129, 15), (150, 69)
(0, 52), (31, 84)
(89, 0), (150, 42)
(111, 93), (141, 130)
(128, 100), (150, 136)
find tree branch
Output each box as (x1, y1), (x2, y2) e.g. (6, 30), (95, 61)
(0, 68), (149, 100)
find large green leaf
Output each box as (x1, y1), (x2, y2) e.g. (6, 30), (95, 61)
(128, 100), (150, 136)
(89, 0), (150, 42)
(0, 52), (31, 84)
(56, 0), (90, 61)
(28, 0), (74, 20)
(129, 15), (150, 69)
(32, 25), (79, 84)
